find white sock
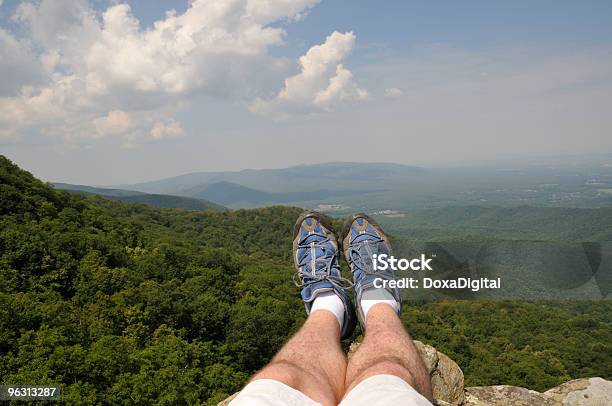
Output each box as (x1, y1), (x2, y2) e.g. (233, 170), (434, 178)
(360, 290), (400, 323)
(310, 291), (345, 329)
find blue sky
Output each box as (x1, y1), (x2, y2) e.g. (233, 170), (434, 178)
(111, 1), (612, 52)
(71, 1), (612, 65)
(1, 0), (611, 184)
(289, 1), (612, 50)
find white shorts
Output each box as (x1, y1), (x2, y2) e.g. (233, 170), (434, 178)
(229, 374), (433, 406)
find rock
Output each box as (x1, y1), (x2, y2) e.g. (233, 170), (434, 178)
(414, 340), (439, 374)
(413, 340), (464, 405)
(347, 339), (362, 359)
(464, 385), (557, 406)
(543, 377), (612, 405)
(464, 377), (612, 406)
(430, 351), (464, 405)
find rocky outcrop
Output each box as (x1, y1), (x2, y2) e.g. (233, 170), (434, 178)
(413, 340), (465, 405)
(543, 378), (612, 405)
(464, 385), (557, 405)
(463, 378), (612, 405)
(218, 341), (611, 406)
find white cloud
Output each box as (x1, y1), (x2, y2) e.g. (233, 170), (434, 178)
(11, 0), (298, 98)
(118, 119), (185, 149)
(149, 120), (184, 140)
(93, 110), (130, 137)
(0, 0), (353, 143)
(0, 28), (44, 96)
(245, 0), (320, 23)
(250, 31), (368, 116)
(384, 87), (403, 97)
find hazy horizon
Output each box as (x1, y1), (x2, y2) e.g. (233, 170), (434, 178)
(22, 151), (612, 187)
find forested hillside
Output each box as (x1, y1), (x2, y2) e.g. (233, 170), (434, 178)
(52, 183), (226, 212)
(377, 206), (612, 242)
(1, 156), (610, 404)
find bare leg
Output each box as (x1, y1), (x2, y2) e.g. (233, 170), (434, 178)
(344, 303), (433, 401)
(251, 310), (347, 406)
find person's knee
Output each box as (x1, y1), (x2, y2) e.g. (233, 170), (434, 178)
(349, 356), (416, 388)
(255, 359), (333, 389)
(253, 359), (303, 384)
(253, 359), (339, 406)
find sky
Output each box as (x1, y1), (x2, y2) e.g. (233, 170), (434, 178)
(1, 0), (611, 185)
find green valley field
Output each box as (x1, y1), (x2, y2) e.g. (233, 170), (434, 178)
(1, 156), (611, 404)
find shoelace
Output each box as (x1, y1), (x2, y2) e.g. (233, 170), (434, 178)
(347, 233), (387, 277)
(293, 237), (353, 290)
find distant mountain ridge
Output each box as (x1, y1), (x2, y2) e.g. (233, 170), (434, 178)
(52, 183), (226, 211)
(187, 181), (274, 206)
(53, 183), (148, 197)
(185, 180), (382, 206)
(107, 162), (421, 208)
(113, 162), (423, 195)
(89, 160), (612, 210)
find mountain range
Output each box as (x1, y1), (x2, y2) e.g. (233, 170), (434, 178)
(94, 162), (418, 209)
(54, 160), (612, 211)
(114, 162), (423, 195)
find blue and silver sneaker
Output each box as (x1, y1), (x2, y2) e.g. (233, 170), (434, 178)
(292, 210), (356, 340)
(341, 213), (401, 329)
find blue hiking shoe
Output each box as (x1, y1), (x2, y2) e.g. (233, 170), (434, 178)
(341, 213), (402, 329)
(292, 210), (356, 340)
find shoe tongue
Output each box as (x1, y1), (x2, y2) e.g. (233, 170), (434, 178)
(353, 233), (377, 244)
(302, 232), (327, 245)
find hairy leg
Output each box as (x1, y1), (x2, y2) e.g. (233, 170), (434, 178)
(344, 303), (433, 401)
(251, 310), (347, 406)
